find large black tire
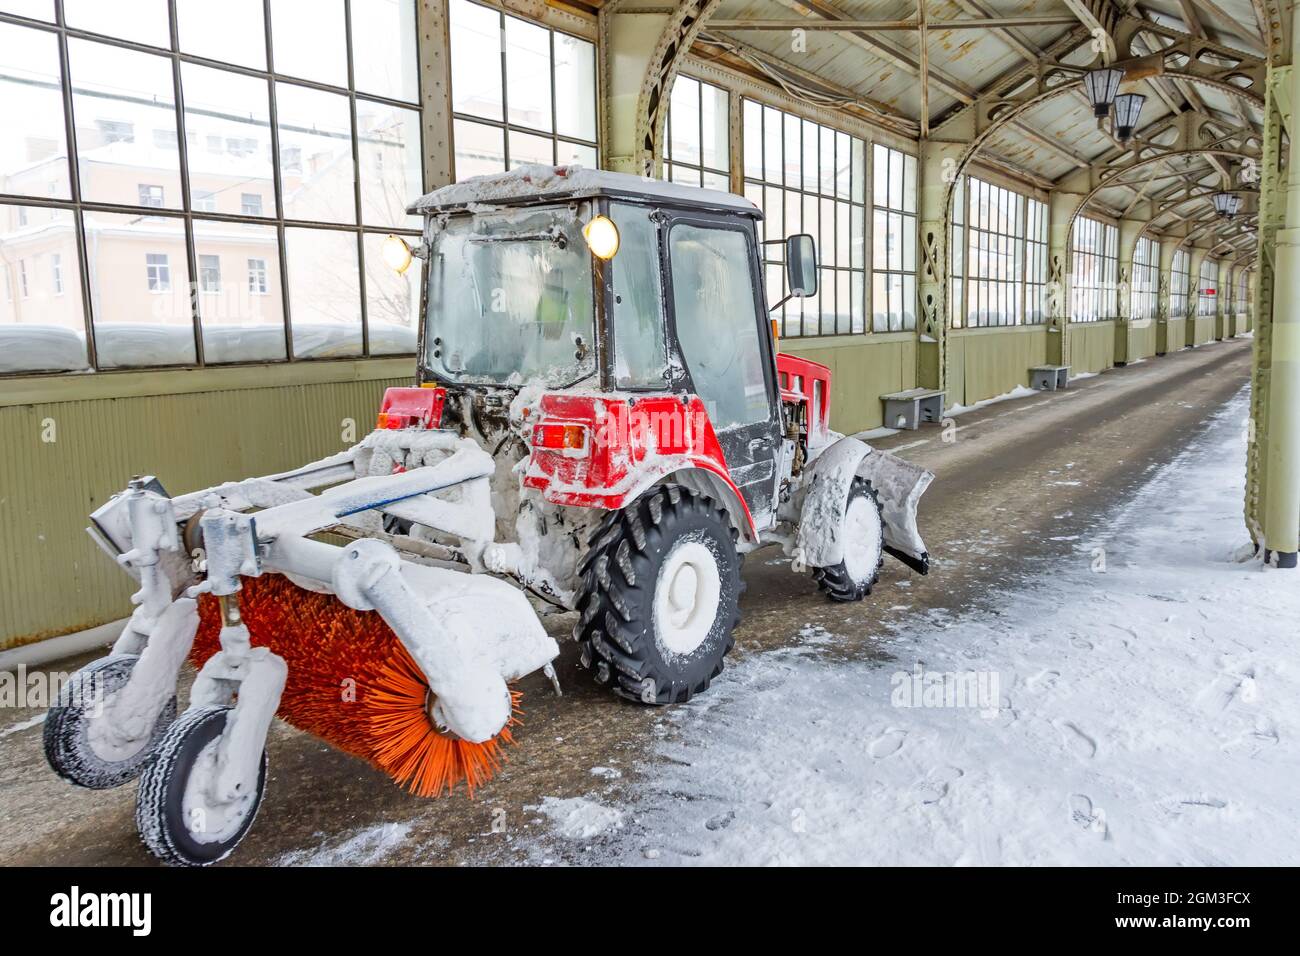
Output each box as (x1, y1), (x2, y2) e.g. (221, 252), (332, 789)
(44, 654), (177, 790)
(136, 706), (267, 867)
(575, 485), (743, 704)
(812, 477), (884, 603)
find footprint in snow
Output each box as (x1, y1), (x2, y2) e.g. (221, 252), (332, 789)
(1069, 636), (1094, 651)
(914, 766), (964, 805)
(704, 810), (736, 832)
(1068, 793), (1108, 836)
(869, 728), (907, 759)
(1157, 795), (1227, 817)
(1025, 669), (1061, 693)
(1056, 721), (1098, 760)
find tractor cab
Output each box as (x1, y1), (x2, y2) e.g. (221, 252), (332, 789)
(402, 164), (821, 525)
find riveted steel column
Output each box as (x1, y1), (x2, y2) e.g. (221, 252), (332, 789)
(1048, 192), (1086, 368)
(1156, 234), (1175, 355)
(1263, 11), (1300, 567)
(918, 140), (965, 392)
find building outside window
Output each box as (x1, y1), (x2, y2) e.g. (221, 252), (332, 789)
(51, 252), (63, 295)
(448, 0), (598, 179)
(146, 253), (171, 293)
(742, 99), (866, 336)
(138, 184), (165, 208)
(1198, 257), (1218, 316)
(872, 144), (917, 332)
(1070, 217), (1118, 323)
(0, 0), (424, 374)
(19, 259), (29, 297)
(664, 75), (729, 191)
(1131, 235), (1158, 321)
(248, 258), (268, 295)
(1170, 248), (1190, 318)
(199, 254), (221, 293)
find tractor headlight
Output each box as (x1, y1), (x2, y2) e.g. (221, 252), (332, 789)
(583, 216), (620, 260)
(382, 234), (414, 274)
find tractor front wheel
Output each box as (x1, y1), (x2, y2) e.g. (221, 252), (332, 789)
(812, 476), (884, 602)
(576, 486), (742, 705)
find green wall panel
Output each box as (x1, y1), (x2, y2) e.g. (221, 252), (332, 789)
(785, 335), (917, 434)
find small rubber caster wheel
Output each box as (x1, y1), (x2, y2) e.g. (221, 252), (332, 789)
(136, 706), (268, 867)
(44, 654), (177, 790)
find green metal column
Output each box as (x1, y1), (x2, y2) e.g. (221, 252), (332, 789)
(1115, 218), (1145, 365)
(1187, 246), (1208, 347)
(918, 140), (966, 393)
(1156, 235), (1175, 355)
(1263, 14), (1300, 567)
(1048, 191), (1087, 368)
(1217, 257), (1232, 340)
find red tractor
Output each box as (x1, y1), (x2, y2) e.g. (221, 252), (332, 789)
(47, 164), (932, 864)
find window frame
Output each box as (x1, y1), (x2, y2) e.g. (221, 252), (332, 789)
(448, 0), (599, 178)
(741, 97), (868, 338)
(871, 143), (918, 333)
(1070, 217), (1118, 323)
(1131, 234), (1158, 322)
(0, 0), (426, 376)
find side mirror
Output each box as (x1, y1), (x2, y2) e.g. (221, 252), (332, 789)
(785, 233), (818, 297)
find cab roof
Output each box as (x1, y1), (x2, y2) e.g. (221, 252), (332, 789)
(409, 164), (761, 218)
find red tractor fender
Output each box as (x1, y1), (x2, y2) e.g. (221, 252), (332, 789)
(522, 392), (759, 545)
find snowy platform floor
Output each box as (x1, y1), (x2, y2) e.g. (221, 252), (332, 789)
(2, 337), (1288, 866)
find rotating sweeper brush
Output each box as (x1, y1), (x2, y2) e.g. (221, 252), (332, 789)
(46, 408), (558, 866)
(43, 166), (934, 866)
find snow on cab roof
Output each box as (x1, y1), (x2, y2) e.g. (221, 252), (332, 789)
(409, 163), (760, 216)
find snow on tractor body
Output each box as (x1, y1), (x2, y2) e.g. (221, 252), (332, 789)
(45, 164), (932, 865)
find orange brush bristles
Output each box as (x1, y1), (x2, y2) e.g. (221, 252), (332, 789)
(192, 573), (521, 797)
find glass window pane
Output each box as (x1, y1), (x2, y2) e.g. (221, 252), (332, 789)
(888, 212), (903, 270)
(851, 271), (864, 333)
(873, 144), (888, 207)
(702, 170), (729, 193)
(889, 152), (904, 207)
(554, 33), (596, 143)
(84, 210), (194, 368)
(835, 131), (851, 199)
(276, 82), (355, 223)
(0, 23), (70, 199)
(903, 154), (917, 213)
(505, 15), (551, 133)
(783, 114), (799, 188)
(801, 119), (817, 192)
(763, 106), (781, 184)
(176, 0), (266, 70)
(193, 219), (285, 363)
(69, 39), (181, 209)
(610, 203), (667, 387)
(0, 1), (53, 20)
(0, 204), (88, 372)
(285, 227), (360, 357)
(668, 77), (699, 165)
(272, 0), (347, 87)
(872, 210), (887, 271)
(743, 99), (761, 181)
(819, 125), (835, 195)
(363, 231), (419, 355)
(851, 139), (864, 204)
(182, 64), (273, 217)
(872, 272), (887, 332)
(450, 0), (502, 121)
(764, 185), (783, 239)
(453, 118), (505, 179)
(701, 81), (727, 172)
(64, 0), (170, 48)
(352, 0), (419, 102)
(559, 140), (596, 168)
(508, 128), (553, 168)
(669, 224), (767, 430)
(358, 100), (422, 228)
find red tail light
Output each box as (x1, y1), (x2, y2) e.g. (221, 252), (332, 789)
(533, 422), (590, 455)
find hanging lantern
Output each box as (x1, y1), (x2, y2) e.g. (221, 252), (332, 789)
(1083, 68), (1124, 117)
(1212, 192), (1238, 218)
(1113, 93), (1146, 142)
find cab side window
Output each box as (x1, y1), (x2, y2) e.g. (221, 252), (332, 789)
(610, 203), (668, 388)
(668, 224), (769, 430)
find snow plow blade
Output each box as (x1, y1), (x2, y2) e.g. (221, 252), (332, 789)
(858, 448), (933, 574)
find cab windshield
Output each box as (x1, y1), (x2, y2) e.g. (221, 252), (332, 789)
(424, 204), (595, 388)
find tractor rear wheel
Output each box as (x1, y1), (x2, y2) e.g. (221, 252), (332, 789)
(812, 476), (884, 602)
(575, 485), (742, 705)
